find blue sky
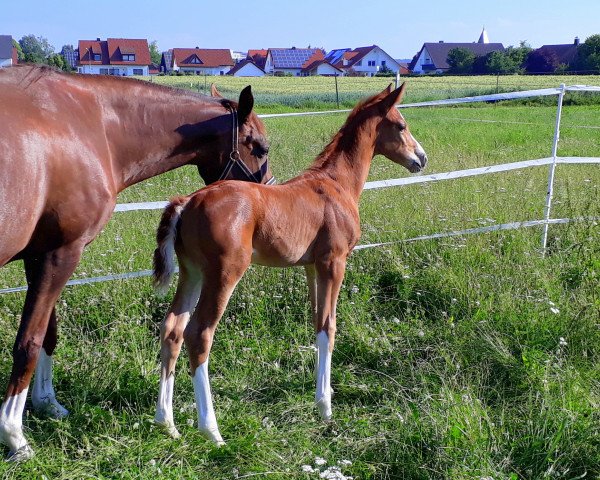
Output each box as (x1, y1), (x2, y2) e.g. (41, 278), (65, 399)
(3, 0), (599, 59)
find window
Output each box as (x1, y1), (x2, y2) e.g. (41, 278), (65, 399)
(99, 68), (109, 75)
(122, 54), (135, 62)
(93, 54), (101, 61)
(381, 60), (386, 66)
(133, 68), (143, 75)
(368, 60), (376, 67)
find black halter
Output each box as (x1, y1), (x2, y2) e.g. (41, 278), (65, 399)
(218, 107), (276, 185)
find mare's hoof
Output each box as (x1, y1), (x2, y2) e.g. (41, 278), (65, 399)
(6, 444), (34, 463)
(155, 419), (181, 439)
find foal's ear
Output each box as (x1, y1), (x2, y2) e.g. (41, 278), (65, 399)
(210, 83), (223, 98)
(379, 82), (407, 113)
(238, 85), (254, 124)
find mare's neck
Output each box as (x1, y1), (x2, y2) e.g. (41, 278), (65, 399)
(310, 116), (378, 201)
(101, 84), (228, 192)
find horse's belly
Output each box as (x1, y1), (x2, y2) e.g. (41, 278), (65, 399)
(251, 242), (313, 268)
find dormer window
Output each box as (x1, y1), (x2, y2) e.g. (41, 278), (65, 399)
(122, 54), (135, 61)
(190, 56), (201, 64)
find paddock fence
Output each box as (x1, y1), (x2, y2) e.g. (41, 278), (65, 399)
(1, 85), (599, 295)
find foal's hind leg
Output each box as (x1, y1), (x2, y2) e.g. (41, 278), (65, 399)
(184, 259), (248, 445)
(155, 265), (202, 438)
(0, 243), (83, 461)
(31, 307), (69, 419)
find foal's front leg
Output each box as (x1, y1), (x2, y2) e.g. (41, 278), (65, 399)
(155, 267), (202, 438)
(312, 257), (346, 421)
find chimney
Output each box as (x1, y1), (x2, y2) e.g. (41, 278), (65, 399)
(574, 36), (580, 46)
(96, 38), (101, 41)
(439, 40), (444, 43)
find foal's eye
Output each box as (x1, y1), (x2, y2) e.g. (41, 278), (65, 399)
(397, 123), (406, 131)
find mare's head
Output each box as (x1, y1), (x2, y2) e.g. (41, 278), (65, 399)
(371, 83), (427, 173)
(209, 85), (274, 184)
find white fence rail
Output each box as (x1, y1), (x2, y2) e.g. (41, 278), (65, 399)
(1, 85), (599, 294)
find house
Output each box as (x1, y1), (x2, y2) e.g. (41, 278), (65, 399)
(77, 38), (151, 75)
(247, 49), (268, 69)
(161, 48), (234, 75)
(0, 35), (17, 67)
(228, 59), (265, 77)
(538, 37), (581, 67)
(264, 48), (324, 76)
(326, 45), (401, 76)
(301, 50), (343, 76)
(411, 41), (504, 74)
(60, 45), (78, 69)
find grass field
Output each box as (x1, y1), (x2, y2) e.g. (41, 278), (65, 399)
(0, 77), (599, 479)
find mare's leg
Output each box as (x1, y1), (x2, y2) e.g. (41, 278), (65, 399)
(31, 307), (69, 419)
(0, 243), (83, 461)
(155, 265), (202, 438)
(313, 256), (346, 422)
(184, 260), (248, 445)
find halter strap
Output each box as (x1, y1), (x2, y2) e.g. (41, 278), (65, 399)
(218, 106), (275, 185)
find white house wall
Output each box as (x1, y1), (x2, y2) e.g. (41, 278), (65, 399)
(0, 58), (13, 67)
(412, 47), (443, 74)
(77, 64), (149, 76)
(232, 63), (264, 77)
(315, 64), (342, 76)
(351, 48), (401, 76)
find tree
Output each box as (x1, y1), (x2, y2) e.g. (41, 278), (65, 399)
(19, 34), (55, 64)
(525, 48), (559, 73)
(149, 40), (161, 65)
(447, 47), (476, 74)
(575, 34), (600, 72)
(12, 39), (24, 61)
(47, 53), (66, 70)
(483, 44), (532, 74)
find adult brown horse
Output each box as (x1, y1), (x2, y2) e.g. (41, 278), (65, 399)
(0, 65), (274, 461)
(152, 83), (427, 443)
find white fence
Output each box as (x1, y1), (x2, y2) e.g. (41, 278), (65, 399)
(1, 85), (599, 295)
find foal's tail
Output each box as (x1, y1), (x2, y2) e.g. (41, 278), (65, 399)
(153, 196), (189, 296)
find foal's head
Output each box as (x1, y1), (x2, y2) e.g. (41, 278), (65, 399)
(372, 83), (427, 173)
(211, 85), (273, 184)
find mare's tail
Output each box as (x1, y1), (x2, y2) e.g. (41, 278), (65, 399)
(153, 196), (189, 296)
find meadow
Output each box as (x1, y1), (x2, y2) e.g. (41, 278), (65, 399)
(0, 76), (599, 479)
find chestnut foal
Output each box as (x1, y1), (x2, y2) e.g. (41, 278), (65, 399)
(153, 84), (427, 442)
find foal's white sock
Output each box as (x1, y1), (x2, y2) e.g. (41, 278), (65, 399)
(315, 331), (332, 421)
(192, 359), (224, 445)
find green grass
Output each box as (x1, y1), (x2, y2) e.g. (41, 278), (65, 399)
(0, 78), (599, 479)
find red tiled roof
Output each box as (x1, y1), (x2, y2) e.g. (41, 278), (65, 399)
(107, 38), (151, 65)
(172, 48), (233, 68)
(78, 38), (151, 66)
(247, 49), (268, 68)
(302, 50), (324, 68)
(302, 59), (343, 74)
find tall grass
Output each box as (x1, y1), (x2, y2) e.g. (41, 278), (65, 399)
(0, 82), (599, 478)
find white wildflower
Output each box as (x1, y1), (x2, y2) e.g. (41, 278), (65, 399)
(559, 337), (567, 347)
(315, 456), (327, 466)
(350, 285), (359, 294)
(302, 465), (316, 473)
(550, 307), (560, 315)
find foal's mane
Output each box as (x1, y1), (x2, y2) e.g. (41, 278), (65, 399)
(310, 89), (389, 169)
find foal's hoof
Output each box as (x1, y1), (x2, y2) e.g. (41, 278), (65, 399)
(6, 445), (34, 463)
(155, 419), (181, 439)
(33, 397), (69, 419)
(199, 425), (225, 446)
(316, 396), (332, 422)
